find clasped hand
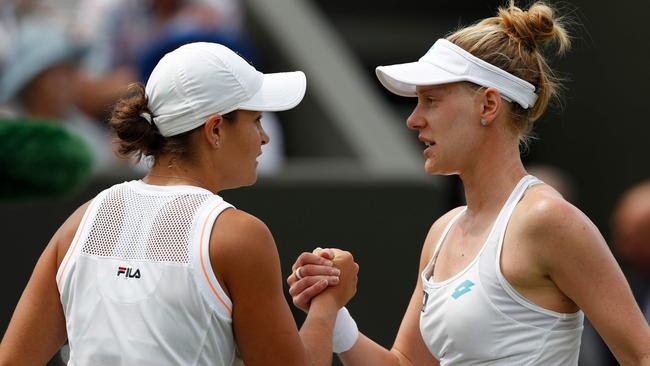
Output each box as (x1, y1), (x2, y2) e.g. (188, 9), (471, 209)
(287, 248), (358, 312)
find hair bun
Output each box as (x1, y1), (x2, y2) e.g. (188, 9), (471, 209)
(499, 1), (570, 54)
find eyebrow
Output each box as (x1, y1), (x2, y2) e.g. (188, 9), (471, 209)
(417, 89), (445, 98)
(416, 85), (451, 97)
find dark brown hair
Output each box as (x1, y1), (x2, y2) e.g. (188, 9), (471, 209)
(109, 83), (236, 162)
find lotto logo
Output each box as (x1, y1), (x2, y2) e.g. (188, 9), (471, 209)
(117, 266), (141, 279)
(451, 279), (475, 299)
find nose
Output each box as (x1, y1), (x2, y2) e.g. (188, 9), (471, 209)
(406, 105), (426, 130)
(259, 125), (270, 146)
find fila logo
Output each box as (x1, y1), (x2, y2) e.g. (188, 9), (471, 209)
(117, 266), (141, 279)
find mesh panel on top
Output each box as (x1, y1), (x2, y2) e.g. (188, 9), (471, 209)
(81, 185), (212, 263)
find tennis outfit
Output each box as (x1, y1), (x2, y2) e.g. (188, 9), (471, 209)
(420, 175), (584, 365)
(56, 180), (243, 366)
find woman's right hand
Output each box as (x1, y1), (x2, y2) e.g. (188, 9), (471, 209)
(288, 248), (358, 311)
(321, 249), (359, 308)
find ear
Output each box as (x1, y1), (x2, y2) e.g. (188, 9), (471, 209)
(479, 87), (501, 125)
(203, 113), (224, 148)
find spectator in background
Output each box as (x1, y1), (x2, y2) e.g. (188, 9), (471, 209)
(612, 180), (650, 311)
(0, 18), (137, 177)
(72, 0), (232, 121)
(580, 180), (650, 366)
(0, 0), (134, 122)
(73, 0), (245, 75)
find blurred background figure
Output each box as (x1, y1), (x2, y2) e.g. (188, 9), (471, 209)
(612, 180), (650, 319)
(0, 17), (135, 177)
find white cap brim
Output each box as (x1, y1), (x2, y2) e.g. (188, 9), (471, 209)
(239, 71), (307, 112)
(376, 62), (463, 98)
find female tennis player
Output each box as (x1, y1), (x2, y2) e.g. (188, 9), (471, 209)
(289, 1), (650, 365)
(0, 42), (357, 365)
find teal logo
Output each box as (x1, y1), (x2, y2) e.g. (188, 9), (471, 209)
(451, 280), (475, 299)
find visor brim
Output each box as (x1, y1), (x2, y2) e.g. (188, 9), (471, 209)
(376, 62), (464, 97)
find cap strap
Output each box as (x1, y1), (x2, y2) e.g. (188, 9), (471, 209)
(140, 112), (153, 125)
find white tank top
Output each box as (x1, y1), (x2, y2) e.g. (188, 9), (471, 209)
(56, 180), (244, 366)
(420, 175), (584, 365)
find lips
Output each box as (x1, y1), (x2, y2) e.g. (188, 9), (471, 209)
(418, 134), (435, 149)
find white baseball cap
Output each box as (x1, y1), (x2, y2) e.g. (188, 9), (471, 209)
(376, 39), (538, 109)
(145, 42), (307, 137)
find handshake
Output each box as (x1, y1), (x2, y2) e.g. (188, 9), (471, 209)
(286, 248), (360, 353)
(287, 248), (358, 312)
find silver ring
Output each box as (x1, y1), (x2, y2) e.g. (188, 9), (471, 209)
(295, 267), (303, 280)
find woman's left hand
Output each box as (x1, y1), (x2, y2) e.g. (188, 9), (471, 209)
(287, 248), (340, 312)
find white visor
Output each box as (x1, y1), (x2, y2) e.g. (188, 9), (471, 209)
(238, 71), (306, 112)
(376, 39), (538, 109)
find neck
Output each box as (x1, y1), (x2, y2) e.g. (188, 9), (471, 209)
(458, 141), (526, 216)
(144, 156), (220, 193)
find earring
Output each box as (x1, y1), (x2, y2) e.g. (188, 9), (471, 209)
(215, 138), (220, 147)
(480, 118), (488, 126)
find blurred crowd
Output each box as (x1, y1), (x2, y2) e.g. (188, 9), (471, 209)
(0, 0), (286, 179)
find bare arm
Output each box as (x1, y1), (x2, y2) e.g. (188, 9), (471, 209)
(287, 208), (465, 366)
(212, 209), (357, 366)
(337, 273), (438, 366)
(336, 212), (452, 366)
(0, 202), (90, 366)
(525, 198), (650, 365)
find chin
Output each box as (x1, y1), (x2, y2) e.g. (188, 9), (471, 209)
(424, 163), (457, 176)
(424, 162), (440, 175)
(223, 175), (257, 191)
(245, 173), (258, 186)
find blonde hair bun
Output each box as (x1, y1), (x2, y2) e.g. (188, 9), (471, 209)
(446, 0), (576, 142)
(498, 1), (570, 54)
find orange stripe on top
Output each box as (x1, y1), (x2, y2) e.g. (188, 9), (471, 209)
(57, 198), (98, 286)
(199, 202), (232, 315)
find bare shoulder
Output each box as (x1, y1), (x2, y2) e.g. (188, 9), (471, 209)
(211, 208), (276, 255)
(515, 184), (595, 237)
(54, 200), (93, 267)
(210, 208), (280, 285)
(510, 184), (605, 269)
